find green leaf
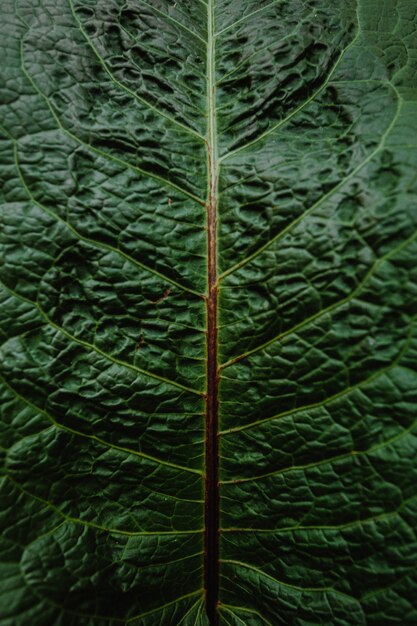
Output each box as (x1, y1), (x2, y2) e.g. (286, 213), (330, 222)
(1, 0), (417, 624)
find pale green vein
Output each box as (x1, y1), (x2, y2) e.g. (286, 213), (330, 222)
(7, 134), (203, 299)
(220, 611), (235, 626)
(220, 227), (417, 369)
(118, 551), (204, 571)
(221, 412), (417, 484)
(220, 83), (402, 279)
(215, 0), (285, 37)
(220, 605), (273, 626)
(118, 22), (206, 103)
(220, 493), (417, 534)
(127, 591), (204, 624)
(217, 22), (300, 86)
(16, 23), (205, 205)
(220, 319), (415, 434)
(219, 27), (361, 162)
(67, 0), (205, 139)
(137, 0), (206, 45)
(221, 560), (361, 604)
(6, 435), (200, 503)
(7, 475), (202, 537)
(1, 282), (203, 397)
(19, 547), (202, 626)
(193, 600), (205, 625)
(176, 598), (204, 626)
(360, 574), (411, 602)
(0, 375), (203, 475)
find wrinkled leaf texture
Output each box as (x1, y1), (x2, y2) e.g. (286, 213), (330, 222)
(1, 0), (417, 624)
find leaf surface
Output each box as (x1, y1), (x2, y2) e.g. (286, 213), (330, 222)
(1, 0), (417, 624)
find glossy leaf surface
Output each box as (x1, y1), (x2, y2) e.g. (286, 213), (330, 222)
(1, 0), (417, 624)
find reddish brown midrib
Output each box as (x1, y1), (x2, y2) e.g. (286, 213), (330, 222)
(204, 154), (220, 625)
(204, 0), (219, 618)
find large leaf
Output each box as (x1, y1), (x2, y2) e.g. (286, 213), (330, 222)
(1, 0), (417, 624)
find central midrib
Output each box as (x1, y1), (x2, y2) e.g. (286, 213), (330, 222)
(204, 0), (220, 624)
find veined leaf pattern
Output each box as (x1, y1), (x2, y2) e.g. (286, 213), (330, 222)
(1, 0), (417, 624)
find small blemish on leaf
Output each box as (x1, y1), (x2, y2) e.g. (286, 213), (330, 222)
(149, 286), (172, 304)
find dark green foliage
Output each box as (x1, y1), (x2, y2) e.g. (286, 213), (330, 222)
(1, 1), (417, 624)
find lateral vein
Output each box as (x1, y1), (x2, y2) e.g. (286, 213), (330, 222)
(1, 282), (203, 397)
(68, 0), (205, 140)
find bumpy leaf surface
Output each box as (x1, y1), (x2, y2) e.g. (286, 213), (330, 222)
(1, 1), (417, 624)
